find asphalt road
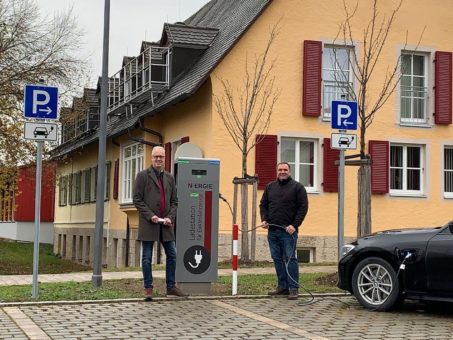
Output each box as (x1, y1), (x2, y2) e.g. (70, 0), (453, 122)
(1, 296), (452, 339)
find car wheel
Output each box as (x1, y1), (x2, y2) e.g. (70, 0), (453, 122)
(351, 257), (400, 311)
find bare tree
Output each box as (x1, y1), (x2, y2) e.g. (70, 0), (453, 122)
(0, 0), (89, 190)
(332, 0), (423, 236)
(214, 24), (281, 260)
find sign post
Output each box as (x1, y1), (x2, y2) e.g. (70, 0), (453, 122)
(23, 84), (59, 298)
(331, 100), (357, 260)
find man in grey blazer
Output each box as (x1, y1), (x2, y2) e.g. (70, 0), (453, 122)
(133, 145), (187, 300)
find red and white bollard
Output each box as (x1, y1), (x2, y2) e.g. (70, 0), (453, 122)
(232, 223), (238, 295)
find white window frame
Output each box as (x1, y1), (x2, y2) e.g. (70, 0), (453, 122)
(444, 146), (453, 199)
(322, 45), (354, 120)
(400, 52), (429, 125)
(279, 137), (318, 192)
(121, 142), (144, 204)
(389, 144), (425, 196)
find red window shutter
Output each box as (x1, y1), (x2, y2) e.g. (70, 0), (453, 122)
(255, 135), (277, 190)
(113, 159), (119, 200)
(323, 138), (339, 192)
(181, 136), (190, 144)
(434, 51), (452, 124)
(303, 40), (322, 117)
(369, 140), (389, 194)
(164, 142), (172, 172)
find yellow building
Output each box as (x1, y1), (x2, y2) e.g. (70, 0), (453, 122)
(52, 0), (453, 266)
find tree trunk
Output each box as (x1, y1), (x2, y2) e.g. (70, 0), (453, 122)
(357, 164), (371, 237)
(250, 180), (257, 261)
(240, 182), (249, 260)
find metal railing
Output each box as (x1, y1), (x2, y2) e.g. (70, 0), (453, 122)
(108, 46), (170, 113)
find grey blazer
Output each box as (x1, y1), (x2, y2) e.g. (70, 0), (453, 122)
(133, 167), (178, 242)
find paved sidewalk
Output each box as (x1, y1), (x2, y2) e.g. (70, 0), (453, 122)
(0, 265), (336, 286)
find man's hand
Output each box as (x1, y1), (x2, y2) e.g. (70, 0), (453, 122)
(151, 215), (160, 224)
(261, 221), (269, 229)
(286, 225), (296, 235)
(163, 217), (172, 226)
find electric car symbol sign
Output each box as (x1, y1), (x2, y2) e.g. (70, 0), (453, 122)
(183, 245), (210, 274)
(331, 100), (357, 130)
(24, 84), (58, 119)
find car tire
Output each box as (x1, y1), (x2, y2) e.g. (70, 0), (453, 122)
(351, 257), (400, 311)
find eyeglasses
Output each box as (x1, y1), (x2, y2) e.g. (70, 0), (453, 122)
(153, 155), (165, 159)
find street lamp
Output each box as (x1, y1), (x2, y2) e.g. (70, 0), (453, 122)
(92, 0), (110, 288)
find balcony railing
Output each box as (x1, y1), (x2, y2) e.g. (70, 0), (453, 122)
(108, 46), (170, 114)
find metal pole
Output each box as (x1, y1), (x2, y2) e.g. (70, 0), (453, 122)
(232, 224), (238, 295)
(32, 141), (43, 299)
(338, 149), (345, 261)
(92, 0), (110, 288)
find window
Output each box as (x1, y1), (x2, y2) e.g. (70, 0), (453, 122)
(444, 147), (453, 198)
(91, 163), (111, 201)
(90, 166), (97, 202)
(122, 143), (144, 203)
(280, 138), (317, 191)
(400, 53), (428, 124)
(74, 171), (82, 204)
(81, 168), (91, 203)
(58, 176), (68, 207)
(322, 46), (353, 119)
(390, 144), (424, 195)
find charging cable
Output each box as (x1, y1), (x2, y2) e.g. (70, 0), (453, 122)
(260, 222), (315, 305)
(396, 252), (413, 279)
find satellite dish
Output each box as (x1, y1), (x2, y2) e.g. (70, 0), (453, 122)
(174, 142), (203, 160)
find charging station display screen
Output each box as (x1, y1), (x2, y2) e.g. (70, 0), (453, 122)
(192, 169), (207, 176)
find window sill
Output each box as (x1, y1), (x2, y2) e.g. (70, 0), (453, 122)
(444, 194), (453, 199)
(389, 192), (427, 198)
(398, 122), (432, 128)
(306, 190), (321, 195)
(119, 202), (136, 210)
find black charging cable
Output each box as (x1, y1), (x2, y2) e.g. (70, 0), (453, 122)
(260, 222), (315, 305)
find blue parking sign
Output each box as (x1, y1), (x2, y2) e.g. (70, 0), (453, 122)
(24, 84), (58, 120)
(331, 100), (357, 130)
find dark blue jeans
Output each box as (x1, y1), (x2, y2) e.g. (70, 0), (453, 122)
(267, 228), (299, 289)
(142, 240), (176, 289)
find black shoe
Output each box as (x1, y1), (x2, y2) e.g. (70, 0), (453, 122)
(288, 288), (299, 300)
(268, 286), (289, 296)
(166, 286), (189, 298)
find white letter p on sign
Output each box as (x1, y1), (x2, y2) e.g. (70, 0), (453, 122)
(32, 90), (50, 114)
(337, 104), (352, 126)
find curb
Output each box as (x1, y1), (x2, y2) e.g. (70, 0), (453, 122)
(0, 293), (351, 308)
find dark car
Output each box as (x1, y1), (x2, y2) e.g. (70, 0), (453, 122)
(338, 220), (453, 311)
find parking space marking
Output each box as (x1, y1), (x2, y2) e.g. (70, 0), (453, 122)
(3, 307), (50, 340)
(210, 300), (330, 340)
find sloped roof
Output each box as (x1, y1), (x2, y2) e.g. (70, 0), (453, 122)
(52, 0), (272, 158)
(161, 23), (219, 47)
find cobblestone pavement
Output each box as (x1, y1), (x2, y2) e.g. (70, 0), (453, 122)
(1, 296), (453, 339)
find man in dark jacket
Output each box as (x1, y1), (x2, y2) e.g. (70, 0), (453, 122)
(133, 146), (187, 300)
(260, 162), (308, 300)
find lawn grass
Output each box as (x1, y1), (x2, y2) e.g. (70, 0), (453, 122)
(0, 273), (341, 303)
(0, 238), (90, 275)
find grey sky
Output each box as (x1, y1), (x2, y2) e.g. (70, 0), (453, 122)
(37, 0), (210, 88)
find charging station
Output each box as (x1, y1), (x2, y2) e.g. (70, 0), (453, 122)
(175, 157), (219, 294)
